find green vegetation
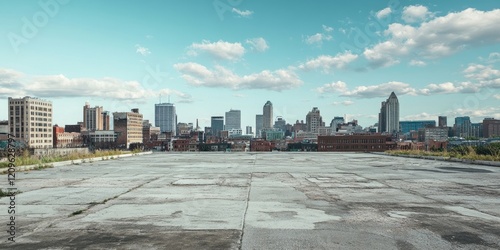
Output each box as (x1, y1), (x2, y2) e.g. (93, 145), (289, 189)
(0, 149), (128, 168)
(387, 143), (500, 162)
(0, 189), (22, 198)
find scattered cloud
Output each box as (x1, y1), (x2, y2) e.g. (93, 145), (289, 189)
(316, 81), (348, 94)
(135, 44), (151, 56)
(449, 106), (500, 121)
(409, 60), (426, 67)
(376, 7), (392, 19)
(246, 37), (269, 52)
(419, 82), (480, 95)
(299, 51), (358, 72)
(341, 81), (418, 98)
(402, 5), (432, 23)
(233, 93), (245, 98)
(402, 112), (437, 121)
(173, 62), (302, 91)
(232, 8), (253, 17)
(305, 33), (332, 45)
(322, 25), (334, 32)
(486, 52), (500, 63)
(364, 8), (500, 68)
(333, 100), (354, 106)
(305, 25), (334, 46)
(494, 94), (500, 100)
(0, 68), (192, 103)
(464, 64), (500, 88)
(188, 40), (245, 61)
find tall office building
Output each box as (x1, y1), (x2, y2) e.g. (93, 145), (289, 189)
(246, 126), (253, 136)
(225, 109), (241, 130)
(454, 116), (471, 137)
(255, 114), (263, 138)
(8, 96), (53, 148)
(263, 101), (273, 129)
(378, 92), (399, 134)
(483, 118), (500, 138)
(211, 116), (224, 137)
(399, 120), (436, 134)
(306, 107), (324, 133)
(155, 103), (176, 134)
(438, 116), (447, 127)
(113, 108), (143, 148)
(83, 102), (110, 131)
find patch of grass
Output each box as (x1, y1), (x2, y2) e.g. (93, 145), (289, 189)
(387, 148), (500, 162)
(0, 149), (127, 168)
(0, 189), (22, 198)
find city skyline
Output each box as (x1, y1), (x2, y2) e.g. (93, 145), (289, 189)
(1, 1), (499, 129)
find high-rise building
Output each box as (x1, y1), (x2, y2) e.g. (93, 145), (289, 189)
(255, 114), (263, 138)
(246, 126), (253, 136)
(274, 117), (286, 131)
(113, 108), (143, 148)
(306, 107), (324, 133)
(83, 103), (102, 131)
(102, 111), (111, 130)
(330, 116), (344, 132)
(438, 116), (447, 127)
(211, 116), (224, 137)
(263, 101), (273, 129)
(8, 96), (53, 148)
(399, 120), (436, 134)
(155, 103), (176, 134)
(225, 109), (241, 130)
(483, 118), (500, 138)
(454, 116), (471, 137)
(378, 92), (399, 134)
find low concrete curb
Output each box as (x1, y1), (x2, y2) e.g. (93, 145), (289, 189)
(372, 152), (500, 167)
(0, 151), (153, 174)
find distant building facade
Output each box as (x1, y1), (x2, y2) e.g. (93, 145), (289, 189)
(9, 96), (53, 148)
(225, 109), (241, 130)
(378, 92), (399, 134)
(318, 135), (390, 152)
(399, 120), (436, 134)
(438, 116), (447, 127)
(113, 108), (143, 148)
(263, 101), (273, 129)
(83, 102), (110, 131)
(483, 118), (500, 138)
(255, 114), (263, 138)
(306, 107), (324, 133)
(155, 103), (176, 134)
(211, 116), (224, 137)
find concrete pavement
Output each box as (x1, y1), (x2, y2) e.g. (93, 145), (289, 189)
(1, 152), (499, 249)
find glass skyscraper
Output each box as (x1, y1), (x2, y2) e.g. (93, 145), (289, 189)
(155, 103), (176, 134)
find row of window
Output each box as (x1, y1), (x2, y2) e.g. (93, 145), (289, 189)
(319, 139), (384, 144)
(320, 145), (383, 149)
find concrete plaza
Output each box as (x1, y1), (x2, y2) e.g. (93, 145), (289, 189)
(1, 152), (500, 249)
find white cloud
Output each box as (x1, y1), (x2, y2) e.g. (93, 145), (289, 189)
(402, 5), (431, 23)
(494, 94), (500, 100)
(409, 60), (426, 67)
(341, 81), (418, 98)
(486, 52), (500, 63)
(299, 51), (358, 72)
(376, 7), (392, 19)
(419, 82), (480, 95)
(464, 64), (500, 88)
(316, 81), (348, 94)
(0, 68), (192, 103)
(364, 8), (500, 68)
(246, 37), (269, 52)
(135, 44), (151, 56)
(173, 62), (302, 91)
(232, 8), (253, 17)
(403, 112), (437, 121)
(333, 100), (354, 106)
(322, 25), (334, 32)
(449, 107), (500, 122)
(305, 33), (332, 45)
(189, 40), (245, 61)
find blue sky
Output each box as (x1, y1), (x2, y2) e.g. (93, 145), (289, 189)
(1, 0), (499, 129)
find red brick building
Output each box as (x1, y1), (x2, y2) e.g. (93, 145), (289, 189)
(172, 138), (190, 151)
(483, 118), (500, 138)
(250, 140), (272, 152)
(317, 135), (391, 152)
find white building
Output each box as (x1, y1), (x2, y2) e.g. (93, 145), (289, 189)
(225, 109), (241, 130)
(8, 96), (53, 148)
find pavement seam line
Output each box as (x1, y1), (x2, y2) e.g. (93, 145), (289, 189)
(238, 172), (252, 250)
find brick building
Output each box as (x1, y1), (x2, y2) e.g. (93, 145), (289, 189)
(317, 135), (390, 152)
